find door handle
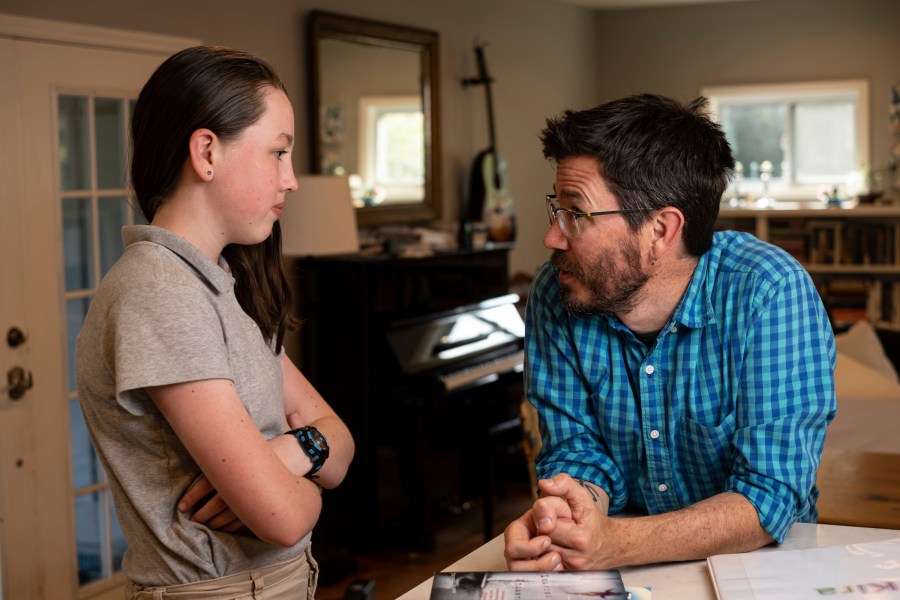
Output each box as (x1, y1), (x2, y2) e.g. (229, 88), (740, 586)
(5, 366), (33, 400)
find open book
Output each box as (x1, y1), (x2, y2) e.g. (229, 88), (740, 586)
(429, 570), (629, 599)
(707, 536), (900, 599)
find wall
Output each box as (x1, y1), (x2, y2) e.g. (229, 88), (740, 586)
(591, 0), (899, 183)
(0, 0), (599, 278)
(2, 0), (897, 278)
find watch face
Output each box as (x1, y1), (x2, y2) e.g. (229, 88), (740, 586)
(308, 429), (327, 450)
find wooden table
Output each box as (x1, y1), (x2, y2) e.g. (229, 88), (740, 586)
(397, 523), (900, 599)
(816, 447), (900, 529)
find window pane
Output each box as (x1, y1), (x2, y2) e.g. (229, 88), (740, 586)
(99, 196), (127, 276)
(70, 397), (103, 488)
(67, 298), (91, 392)
(95, 98), (125, 190)
(793, 100), (856, 183)
(59, 96), (90, 191)
(63, 198), (95, 291)
(75, 492), (108, 585)
(720, 102), (785, 179)
(375, 111), (424, 184)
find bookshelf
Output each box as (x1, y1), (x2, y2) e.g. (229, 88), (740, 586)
(717, 203), (900, 328)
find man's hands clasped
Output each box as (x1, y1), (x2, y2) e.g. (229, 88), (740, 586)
(504, 473), (621, 571)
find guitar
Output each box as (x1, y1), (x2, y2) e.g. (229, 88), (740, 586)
(463, 43), (515, 244)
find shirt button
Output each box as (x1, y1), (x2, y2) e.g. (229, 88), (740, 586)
(649, 429), (660, 439)
(644, 365), (655, 375)
(658, 483), (668, 492)
(670, 326), (678, 333)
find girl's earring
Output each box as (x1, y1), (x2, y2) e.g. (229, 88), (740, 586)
(207, 170), (213, 176)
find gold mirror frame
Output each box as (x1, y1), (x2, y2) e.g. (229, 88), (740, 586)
(307, 11), (441, 226)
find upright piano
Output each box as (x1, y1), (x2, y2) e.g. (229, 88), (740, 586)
(291, 246), (526, 552)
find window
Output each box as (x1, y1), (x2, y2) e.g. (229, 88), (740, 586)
(357, 95), (424, 205)
(702, 80), (869, 202)
(59, 93), (141, 588)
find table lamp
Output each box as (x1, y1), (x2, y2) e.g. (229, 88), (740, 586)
(280, 174), (359, 256)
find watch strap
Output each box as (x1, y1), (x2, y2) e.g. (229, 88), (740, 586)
(287, 426), (329, 476)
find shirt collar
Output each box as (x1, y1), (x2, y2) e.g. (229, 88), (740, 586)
(671, 246), (717, 329)
(122, 225), (234, 294)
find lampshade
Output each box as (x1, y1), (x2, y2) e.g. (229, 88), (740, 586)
(280, 175), (359, 256)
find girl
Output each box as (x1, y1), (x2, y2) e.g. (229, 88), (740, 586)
(75, 45), (353, 599)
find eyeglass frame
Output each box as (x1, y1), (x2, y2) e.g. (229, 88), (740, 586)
(545, 194), (653, 238)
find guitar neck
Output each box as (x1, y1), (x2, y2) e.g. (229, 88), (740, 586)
(475, 45), (498, 155)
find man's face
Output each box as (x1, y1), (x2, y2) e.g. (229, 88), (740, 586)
(544, 156), (649, 316)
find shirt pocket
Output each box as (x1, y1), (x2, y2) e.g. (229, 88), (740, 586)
(678, 411), (736, 489)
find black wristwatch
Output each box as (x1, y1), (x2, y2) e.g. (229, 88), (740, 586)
(287, 426), (330, 477)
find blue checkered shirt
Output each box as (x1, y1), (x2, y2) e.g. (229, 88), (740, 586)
(526, 230), (836, 543)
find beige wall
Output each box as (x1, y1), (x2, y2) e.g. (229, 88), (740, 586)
(592, 0), (899, 184)
(1, 0), (897, 278)
(0, 0), (598, 278)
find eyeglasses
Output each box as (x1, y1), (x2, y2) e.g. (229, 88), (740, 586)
(546, 194), (652, 239)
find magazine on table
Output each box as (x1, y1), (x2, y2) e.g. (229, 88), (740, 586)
(429, 569), (649, 599)
(707, 536), (900, 599)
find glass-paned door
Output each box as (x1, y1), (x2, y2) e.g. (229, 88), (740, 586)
(59, 92), (144, 586)
(0, 21), (195, 597)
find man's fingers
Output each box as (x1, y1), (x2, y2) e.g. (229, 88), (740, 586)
(538, 474), (595, 522)
(531, 494), (574, 534)
(504, 512), (552, 565)
(507, 552), (562, 572)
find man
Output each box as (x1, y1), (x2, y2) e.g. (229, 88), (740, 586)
(504, 94), (836, 571)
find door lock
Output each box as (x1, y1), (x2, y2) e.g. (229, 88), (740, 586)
(7, 327), (27, 348)
(5, 366), (33, 400)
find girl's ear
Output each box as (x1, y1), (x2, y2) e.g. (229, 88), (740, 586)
(187, 128), (216, 181)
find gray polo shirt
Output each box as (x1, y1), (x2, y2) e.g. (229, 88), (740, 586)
(75, 225), (308, 585)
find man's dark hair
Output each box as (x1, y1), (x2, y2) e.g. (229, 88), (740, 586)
(540, 94), (734, 256)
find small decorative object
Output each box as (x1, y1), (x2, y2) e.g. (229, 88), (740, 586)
(320, 104), (345, 145)
(755, 160), (775, 207)
(727, 161), (746, 206)
(817, 184), (843, 207)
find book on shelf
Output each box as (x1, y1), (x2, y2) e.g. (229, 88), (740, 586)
(429, 570), (646, 599)
(707, 536), (900, 599)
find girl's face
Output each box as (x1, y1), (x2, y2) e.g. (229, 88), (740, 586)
(213, 86), (298, 246)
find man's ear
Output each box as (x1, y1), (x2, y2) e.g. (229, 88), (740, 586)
(187, 128), (216, 181)
(649, 206), (686, 261)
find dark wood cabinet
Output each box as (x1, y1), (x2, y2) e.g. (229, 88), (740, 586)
(291, 246), (524, 551)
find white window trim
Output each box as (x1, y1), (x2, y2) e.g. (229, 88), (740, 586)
(702, 79), (869, 202)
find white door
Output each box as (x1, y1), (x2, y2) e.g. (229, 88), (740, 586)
(0, 15), (198, 599)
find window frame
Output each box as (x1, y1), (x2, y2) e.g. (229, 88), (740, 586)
(702, 79), (869, 202)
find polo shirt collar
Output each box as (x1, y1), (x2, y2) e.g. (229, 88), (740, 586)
(122, 225), (234, 294)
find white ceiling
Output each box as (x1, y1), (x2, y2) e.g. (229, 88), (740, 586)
(555, 0), (763, 9)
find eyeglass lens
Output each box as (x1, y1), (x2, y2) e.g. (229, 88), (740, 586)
(547, 197), (578, 237)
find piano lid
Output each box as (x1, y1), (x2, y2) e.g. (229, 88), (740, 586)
(387, 293), (525, 375)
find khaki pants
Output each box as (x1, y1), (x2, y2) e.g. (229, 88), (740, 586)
(125, 545), (318, 600)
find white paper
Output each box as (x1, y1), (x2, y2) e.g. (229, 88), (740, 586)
(708, 537), (900, 599)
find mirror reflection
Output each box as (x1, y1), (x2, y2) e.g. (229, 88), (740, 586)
(309, 11), (441, 226)
(318, 38), (424, 206)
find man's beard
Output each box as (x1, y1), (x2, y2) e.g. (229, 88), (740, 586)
(552, 240), (649, 317)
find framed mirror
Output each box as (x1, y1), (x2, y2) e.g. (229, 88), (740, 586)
(308, 11), (441, 226)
